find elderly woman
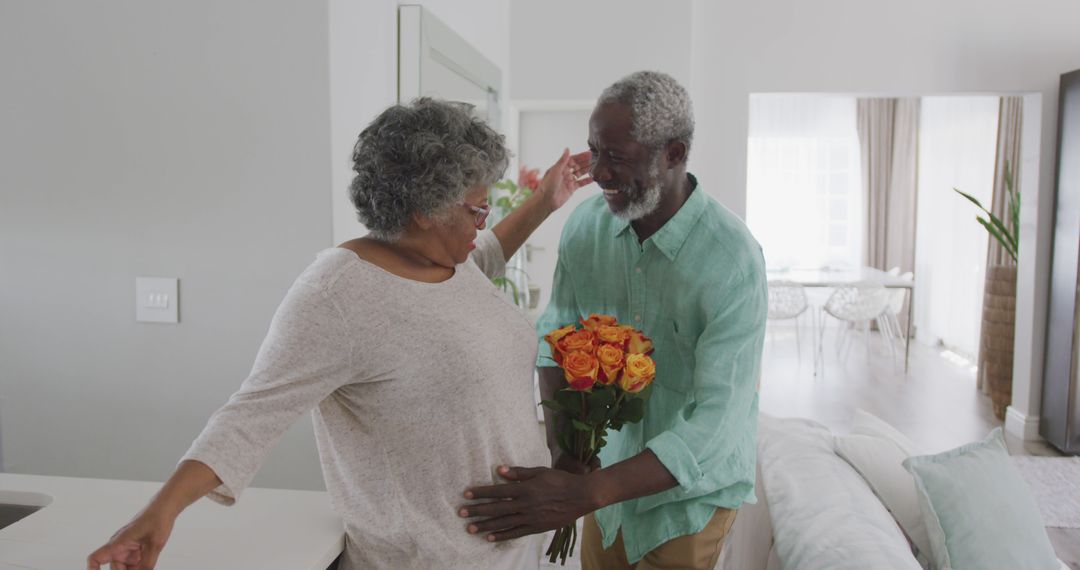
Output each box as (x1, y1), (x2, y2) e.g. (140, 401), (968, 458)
(87, 98), (592, 570)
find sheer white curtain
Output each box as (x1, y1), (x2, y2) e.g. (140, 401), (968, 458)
(914, 96), (1000, 357)
(747, 95), (864, 270)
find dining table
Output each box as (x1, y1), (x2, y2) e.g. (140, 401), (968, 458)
(766, 266), (916, 371)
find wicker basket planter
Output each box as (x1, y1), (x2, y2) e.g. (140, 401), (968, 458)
(978, 265), (1017, 420)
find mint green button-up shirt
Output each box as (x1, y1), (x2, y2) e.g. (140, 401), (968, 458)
(535, 175), (767, 563)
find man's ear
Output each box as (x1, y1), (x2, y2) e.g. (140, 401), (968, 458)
(665, 140), (688, 166)
(411, 211), (434, 231)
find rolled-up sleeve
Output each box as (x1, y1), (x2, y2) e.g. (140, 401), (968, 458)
(468, 230), (507, 280)
(639, 267), (767, 510)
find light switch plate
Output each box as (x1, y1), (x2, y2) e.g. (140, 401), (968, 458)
(136, 277), (179, 323)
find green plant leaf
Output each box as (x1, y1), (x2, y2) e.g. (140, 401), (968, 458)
(572, 419), (593, 432)
(991, 214), (1018, 253)
(954, 188), (991, 214)
(1011, 192), (1021, 257)
(616, 397), (646, 423)
(557, 431), (574, 455)
(555, 389), (583, 415)
(957, 187), (1018, 259)
(986, 210), (1017, 252)
(587, 405), (607, 425)
(977, 216), (1018, 261)
(588, 387), (616, 408)
(540, 399), (563, 412)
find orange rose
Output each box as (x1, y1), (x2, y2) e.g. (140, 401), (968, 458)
(544, 324), (577, 364)
(595, 343), (625, 385)
(562, 351), (599, 391)
(625, 329), (654, 355)
(580, 314), (618, 331)
(556, 329), (597, 360)
(596, 325), (630, 346)
(619, 353), (656, 393)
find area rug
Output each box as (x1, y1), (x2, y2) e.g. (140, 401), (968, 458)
(1012, 455), (1080, 528)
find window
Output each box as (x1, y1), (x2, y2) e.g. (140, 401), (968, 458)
(746, 95), (864, 270)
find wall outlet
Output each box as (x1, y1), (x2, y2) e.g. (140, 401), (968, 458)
(135, 277), (179, 323)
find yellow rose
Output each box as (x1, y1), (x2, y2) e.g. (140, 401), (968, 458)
(562, 351), (599, 391)
(557, 329), (597, 360)
(595, 343), (625, 385)
(596, 325), (630, 345)
(625, 329), (654, 355)
(619, 353), (656, 393)
(580, 313), (618, 331)
(544, 324), (577, 364)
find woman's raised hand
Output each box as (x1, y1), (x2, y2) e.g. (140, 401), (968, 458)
(539, 148), (593, 212)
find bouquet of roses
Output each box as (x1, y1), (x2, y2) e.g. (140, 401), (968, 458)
(540, 313), (656, 565)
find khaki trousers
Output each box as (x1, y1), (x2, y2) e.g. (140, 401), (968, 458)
(580, 508), (737, 570)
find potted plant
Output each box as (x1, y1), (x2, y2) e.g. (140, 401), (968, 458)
(954, 163), (1019, 420)
(490, 166), (540, 308)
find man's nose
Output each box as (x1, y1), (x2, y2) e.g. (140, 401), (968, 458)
(590, 158), (613, 184)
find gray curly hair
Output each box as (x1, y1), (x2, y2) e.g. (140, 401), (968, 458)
(597, 71), (694, 152)
(349, 98), (509, 241)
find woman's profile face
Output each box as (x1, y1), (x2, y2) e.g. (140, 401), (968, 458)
(434, 184), (489, 265)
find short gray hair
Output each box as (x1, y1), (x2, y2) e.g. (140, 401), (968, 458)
(349, 98), (509, 241)
(597, 71), (694, 152)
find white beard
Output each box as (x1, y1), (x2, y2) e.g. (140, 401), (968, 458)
(612, 154), (663, 221)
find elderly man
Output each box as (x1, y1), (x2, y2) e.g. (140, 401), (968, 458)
(462, 71), (767, 570)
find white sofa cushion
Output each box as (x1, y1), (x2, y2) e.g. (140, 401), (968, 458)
(834, 433), (932, 568)
(835, 410), (932, 567)
(903, 428), (1061, 570)
(850, 408), (921, 455)
(758, 415), (921, 570)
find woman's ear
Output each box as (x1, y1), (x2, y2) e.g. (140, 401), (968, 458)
(411, 211), (435, 231)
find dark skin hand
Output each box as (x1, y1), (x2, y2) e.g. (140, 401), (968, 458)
(459, 450), (677, 542)
(458, 370), (676, 542)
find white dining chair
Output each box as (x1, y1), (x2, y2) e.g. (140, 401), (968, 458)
(879, 271), (913, 346)
(817, 282), (893, 366)
(767, 280), (809, 357)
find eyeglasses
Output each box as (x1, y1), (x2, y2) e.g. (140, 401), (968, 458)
(462, 202), (491, 228)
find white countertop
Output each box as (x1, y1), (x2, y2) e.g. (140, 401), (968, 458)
(0, 473), (344, 570)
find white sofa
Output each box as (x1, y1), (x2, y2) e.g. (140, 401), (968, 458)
(719, 415), (1070, 570)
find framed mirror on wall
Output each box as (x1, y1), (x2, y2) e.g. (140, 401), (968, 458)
(397, 4), (502, 128)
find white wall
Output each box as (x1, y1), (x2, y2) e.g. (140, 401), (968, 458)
(0, 1), (334, 488)
(328, 0), (398, 247)
(509, 0), (693, 102)
(0, 0), (510, 490)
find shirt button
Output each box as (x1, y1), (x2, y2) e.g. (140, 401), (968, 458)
(634, 314), (641, 322)
(635, 267), (642, 274)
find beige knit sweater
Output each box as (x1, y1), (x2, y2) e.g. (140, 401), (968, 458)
(183, 231), (548, 569)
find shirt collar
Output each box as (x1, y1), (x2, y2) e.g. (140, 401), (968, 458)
(614, 173), (705, 261)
